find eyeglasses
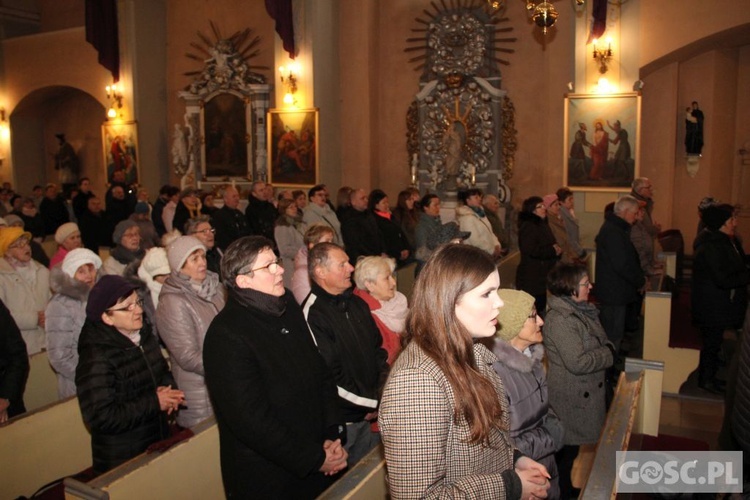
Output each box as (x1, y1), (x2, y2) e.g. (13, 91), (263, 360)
(579, 280), (591, 287)
(9, 238), (30, 249)
(535, 204), (545, 210)
(108, 298), (143, 313)
(194, 227), (215, 235)
(246, 257), (283, 275)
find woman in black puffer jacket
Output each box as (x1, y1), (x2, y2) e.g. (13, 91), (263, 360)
(76, 275), (184, 474)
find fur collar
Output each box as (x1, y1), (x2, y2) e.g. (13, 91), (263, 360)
(492, 339), (544, 373)
(49, 265), (92, 301)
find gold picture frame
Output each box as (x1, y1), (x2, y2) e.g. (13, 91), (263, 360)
(563, 92), (641, 192)
(102, 120), (139, 185)
(267, 108), (319, 188)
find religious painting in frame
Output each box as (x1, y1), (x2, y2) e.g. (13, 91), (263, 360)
(267, 108), (319, 187)
(102, 121), (139, 185)
(202, 92), (251, 179)
(563, 92), (641, 192)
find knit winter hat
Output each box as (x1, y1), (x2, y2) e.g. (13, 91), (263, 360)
(62, 248), (102, 278)
(134, 201), (150, 214)
(542, 194), (558, 209)
(85, 275), (138, 322)
(496, 289), (536, 341)
(112, 220), (139, 246)
(139, 247), (170, 278)
(3, 215), (23, 227)
(0, 227), (32, 257)
(703, 204), (734, 232)
(167, 235), (205, 272)
(55, 222), (80, 244)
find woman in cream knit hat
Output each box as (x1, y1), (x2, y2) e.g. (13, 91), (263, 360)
(49, 222), (83, 268)
(493, 288), (563, 499)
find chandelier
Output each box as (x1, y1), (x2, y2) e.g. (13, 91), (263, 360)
(486, 0), (586, 34)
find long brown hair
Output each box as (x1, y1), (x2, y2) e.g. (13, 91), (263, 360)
(405, 244), (503, 444)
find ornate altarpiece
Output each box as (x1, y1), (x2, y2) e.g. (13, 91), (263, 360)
(406, 3), (517, 202)
(174, 26), (271, 189)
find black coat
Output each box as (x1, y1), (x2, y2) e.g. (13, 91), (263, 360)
(0, 299), (29, 418)
(244, 196), (277, 241)
(40, 196), (70, 235)
(303, 283), (389, 422)
(594, 213), (645, 305)
(374, 212), (410, 263)
(152, 196), (168, 237)
(691, 229), (749, 329)
(340, 208), (385, 265)
(75, 320), (175, 473)
(203, 290), (343, 499)
(79, 210), (111, 252)
(516, 212), (560, 296)
(212, 205), (250, 251)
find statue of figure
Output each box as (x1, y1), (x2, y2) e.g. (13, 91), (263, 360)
(171, 123), (188, 173)
(443, 121), (465, 178)
(685, 101), (704, 155)
(54, 133), (79, 187)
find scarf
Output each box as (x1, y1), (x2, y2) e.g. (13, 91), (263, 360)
(124, 330), (142, 346)
(7, 256), (35, 284)
(110, 245), (146, 265)
(372, 291), (408, 334)
(174, 270), (221, 301)
(560, 295), (600, 321)
(230, 285), (287, 317)
(469, 206), (487, 218)
(21, 206), (38, 217)
(375, 210), (392, 221)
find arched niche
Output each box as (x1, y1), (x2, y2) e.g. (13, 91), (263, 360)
(11, 86), (106, 196)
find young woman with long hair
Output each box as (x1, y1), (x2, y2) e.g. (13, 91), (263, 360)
(379, 243), (551, 499)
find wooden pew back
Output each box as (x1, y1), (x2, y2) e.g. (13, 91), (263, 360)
(0, 397), (90, 500)
(25, 350), (60, 412)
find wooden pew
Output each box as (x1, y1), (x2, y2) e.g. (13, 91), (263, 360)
(0, 397), (91, 500)
(25, 349), (60, 412)
(642, 274), (698, 394)
(497, 250), (520, 289)
(65, 417), (223, 500)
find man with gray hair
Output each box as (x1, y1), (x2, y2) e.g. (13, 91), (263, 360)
(630, 177), (661, 237)
(212, 186), (249, 251)
(303, 242), (388, 468)
(594, 195), (645, 352)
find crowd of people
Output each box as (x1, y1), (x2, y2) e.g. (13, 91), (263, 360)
(0, 175), (747, 498)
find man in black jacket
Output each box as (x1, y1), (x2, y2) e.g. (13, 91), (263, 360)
(594, 195), (645, 352)
(212, 186), (250, 251)
(244, 181), (277, 241)
(340, 188), (385, 265)
(0, 298), (29, 422)
(692, 204), (749, 394)
(303, 242), (389, 467)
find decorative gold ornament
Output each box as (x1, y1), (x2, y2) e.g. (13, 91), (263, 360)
(531, 2), (558, 34)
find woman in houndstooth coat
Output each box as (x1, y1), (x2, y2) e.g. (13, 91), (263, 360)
(379, 244), (551, 499)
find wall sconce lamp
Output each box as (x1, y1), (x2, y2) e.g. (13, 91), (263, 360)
(278, 62), (300, 107)
(105, 83), (124, 119)
(593, 38), (613, 74)
(0, 108), (8, 166)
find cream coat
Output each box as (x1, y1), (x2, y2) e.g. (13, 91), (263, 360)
(0, 258), (50, 354)
(455, 205), (500, 255)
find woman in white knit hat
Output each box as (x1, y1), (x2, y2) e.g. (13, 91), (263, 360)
(492, 288), (563, 499)
(156, 235), (225, 428)
(46, 247), (102, 398)
(49, 222), (82, 269)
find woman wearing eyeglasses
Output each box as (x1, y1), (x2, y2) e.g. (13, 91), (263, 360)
(156, 236), (225, 429)
(185, 215), (222, 276)
(204, 236), (347, 498)
(543, 263), (614, 499)
(0, 226), (50, 354)
(76, 274), (185, 474)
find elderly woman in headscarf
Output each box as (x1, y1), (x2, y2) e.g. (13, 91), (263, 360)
(46, 248), (102, 399)
(353, 256), (409, 365)
(0, 227), (50, 354)
(49, 222), (83, 268)
(102, 220), (144, 276)
(492, 289), (563, 499)
(156, 236), (225, 428)
(76, 275), (184, 474)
